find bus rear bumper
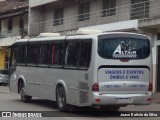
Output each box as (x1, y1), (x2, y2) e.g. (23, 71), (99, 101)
(92, 92), (152, 106)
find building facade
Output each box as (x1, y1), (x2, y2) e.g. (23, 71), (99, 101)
(0, 0), (28, 70)
(29, 0), (160, 93)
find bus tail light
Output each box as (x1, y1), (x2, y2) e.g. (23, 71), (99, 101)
(147, 98), (152, 102)
(92, 83), (99, 92)
(95, 98), (101, 102)
(148, 82), (152, 92)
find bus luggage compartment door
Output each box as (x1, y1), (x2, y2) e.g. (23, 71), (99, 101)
(98, 67), (150, 94)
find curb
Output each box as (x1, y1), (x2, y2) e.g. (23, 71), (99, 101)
(151, 99), (160, 104)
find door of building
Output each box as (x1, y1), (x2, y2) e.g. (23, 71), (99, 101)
(157, 46), (160, 92)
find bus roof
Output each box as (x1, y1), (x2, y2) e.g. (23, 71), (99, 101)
(14, 32), (150, 44)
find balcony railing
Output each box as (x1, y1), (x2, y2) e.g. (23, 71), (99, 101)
(0, 28), (28, 39)
(29, 0), (160, 36)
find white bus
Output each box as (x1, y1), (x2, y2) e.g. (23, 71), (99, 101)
(9, 31), (152, 111)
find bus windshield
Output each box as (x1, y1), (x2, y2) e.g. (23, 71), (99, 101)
(98, 35), (150, 59)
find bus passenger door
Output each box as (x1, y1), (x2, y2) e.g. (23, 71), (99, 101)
(77, 40), (92, 105)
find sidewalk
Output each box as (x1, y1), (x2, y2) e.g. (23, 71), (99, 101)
(152, 92), (160, 103)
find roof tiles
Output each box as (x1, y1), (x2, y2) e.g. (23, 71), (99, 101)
(0, 1), (28, 13)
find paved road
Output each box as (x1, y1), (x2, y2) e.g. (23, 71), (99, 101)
(0, 86), (160, 120)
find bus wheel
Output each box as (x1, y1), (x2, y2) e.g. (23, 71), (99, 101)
(57, 86), (68, 111)
(20, 86), (32, 103)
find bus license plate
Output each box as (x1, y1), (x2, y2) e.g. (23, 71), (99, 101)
(118, 98), (130, 103)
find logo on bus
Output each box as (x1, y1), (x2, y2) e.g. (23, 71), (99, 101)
(112, 41), (137, 58)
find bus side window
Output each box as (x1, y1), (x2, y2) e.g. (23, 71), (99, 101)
(39, 44), (48, 65)
(79, 41), (91, 69)
(11, 48), (17, 67)
(9, 46), (17, 76)
(17, 45), (27, 65)
(27, 44), (37, 65)
(51, 43), (63, 66)
(51, 44), (55, 64)
(65, 42), (79, 67)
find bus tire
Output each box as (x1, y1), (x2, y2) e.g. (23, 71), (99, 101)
(57, 86), (68, 111)
(20, 85), (32, 103)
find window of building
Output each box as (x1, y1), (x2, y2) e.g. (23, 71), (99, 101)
(157, 33), (160, 40)
(19, 17), (23, 29)
(19, 16), (24, 36)
(131, 0), (149, 19)
(102, 0), (116, 17)
(79, 41), (91, 69)
(78, 1), (90, 21)
(65, 42), (79, 67)
(17, 44), (27, 64)
(51, 43), (63, 66)
(54, 8), (64, 26)
(8, 18), (13, 33)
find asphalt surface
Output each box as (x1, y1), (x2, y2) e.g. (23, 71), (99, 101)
(0, 86), (160, 120)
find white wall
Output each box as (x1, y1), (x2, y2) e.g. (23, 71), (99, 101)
(79, 20), (138, 32)
(1, 19), (8, 31)
(41, 0), (133, 34)
(29, 0), (58, 8)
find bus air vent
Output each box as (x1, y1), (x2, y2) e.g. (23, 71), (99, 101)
(38, 33), (60, 37)
(77, 29), (102, 35)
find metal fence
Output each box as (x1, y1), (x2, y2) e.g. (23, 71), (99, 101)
(29, 0), (160, 36)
